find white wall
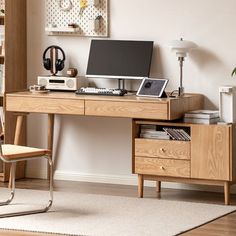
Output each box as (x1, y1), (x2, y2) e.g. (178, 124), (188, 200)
(27, 0), (236, 188)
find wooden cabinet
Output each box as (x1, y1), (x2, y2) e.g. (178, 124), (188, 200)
(135, 139), (190, 160)
(0, 0), (27, 181)
(132, 120), (236, 205)
(191, 125), (231, 181)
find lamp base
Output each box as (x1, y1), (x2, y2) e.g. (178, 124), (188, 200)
(178, 87), (184, 97)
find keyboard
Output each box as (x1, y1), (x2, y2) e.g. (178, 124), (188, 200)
(75, 87), (127, 96)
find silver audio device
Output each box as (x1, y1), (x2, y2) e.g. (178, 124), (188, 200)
(37, 76), (78, 91)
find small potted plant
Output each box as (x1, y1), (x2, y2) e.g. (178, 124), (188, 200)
(232, 67), (236, 77)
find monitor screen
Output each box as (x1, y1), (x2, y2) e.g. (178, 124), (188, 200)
(86, 40), (154, 80)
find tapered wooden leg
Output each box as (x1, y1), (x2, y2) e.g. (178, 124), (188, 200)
(47, 114), (55, 180)
(156, 181), (161, 193)
(224, 182), (230, 205)
(138, 174), (144, 198)
(9, 115), (24, 188)
(14, 115), (24, 145)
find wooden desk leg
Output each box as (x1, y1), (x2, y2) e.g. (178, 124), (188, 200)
(138, 174), (144, 198)
(9, 115), (24, 188)
(156, 181), (161, 193)
(224, 182), (230, 205)
(47, 114), (54, 180)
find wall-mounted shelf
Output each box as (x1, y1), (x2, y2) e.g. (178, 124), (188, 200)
(45, 26), (80, 35)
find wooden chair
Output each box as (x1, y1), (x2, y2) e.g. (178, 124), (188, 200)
(0, 144), (53, 218)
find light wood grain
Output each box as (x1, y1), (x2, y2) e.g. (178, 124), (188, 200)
(135, 138), (190, 160)
(85, 100), (169, 119)
(47, 114), (54, 179)
(138, 174), (143, 198)
(9, 114), (25, 187)
(135, 157), (190, 177)
(224, 182), (230, 205)
(231, 125), (236, 181)
(6, 92), (203, 120)
(132, 120), (140, 173)
(169, 94), (204, 120)
(2, 144), (50, 160)
(143, 175), (226, 186)
(2, 0), (27, 182)
(6, 96), (85, 115)
(191, 125), (230, 181)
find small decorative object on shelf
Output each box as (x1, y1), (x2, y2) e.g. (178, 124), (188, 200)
(29, 85), (49, 94)
(0, 9), (4, 16)
(58, 0), (73, 12)
(67, 68), (78, 77)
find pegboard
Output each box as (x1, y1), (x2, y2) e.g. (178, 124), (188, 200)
(0, 0), (4, 10)
(45, 0), (109, 37)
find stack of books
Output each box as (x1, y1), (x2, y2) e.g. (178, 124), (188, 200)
(140, 125), (170, 140)
(140, 125), (190, 141)
(184, 110), (220, 124)
(163, 128), (191, 141)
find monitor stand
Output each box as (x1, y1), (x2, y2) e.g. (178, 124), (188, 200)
(118, 79), (126, 90)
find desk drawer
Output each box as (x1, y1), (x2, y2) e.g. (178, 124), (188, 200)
(135, 157), (190, 177)
(6, 96), (85, 115)
(85, 100), (168, 119)
(135, 139), (190, 160)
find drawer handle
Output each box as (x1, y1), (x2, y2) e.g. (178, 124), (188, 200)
(160, 148), (166, 153)
(160, 166), (165, 170)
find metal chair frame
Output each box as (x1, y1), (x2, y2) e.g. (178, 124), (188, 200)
(0, 146), (53, 218)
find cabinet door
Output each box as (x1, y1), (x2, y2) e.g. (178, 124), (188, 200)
(191, 125), (231, 181)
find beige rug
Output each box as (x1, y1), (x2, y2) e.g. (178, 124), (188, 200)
(0, 188), (234, 236)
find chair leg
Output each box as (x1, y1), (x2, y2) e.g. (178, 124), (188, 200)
(0, 156), (53, 218)
(0, 163), (16, 206)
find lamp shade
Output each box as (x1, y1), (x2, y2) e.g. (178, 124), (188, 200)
(168, 39), (198, 57)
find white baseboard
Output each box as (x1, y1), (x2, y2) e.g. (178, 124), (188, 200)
(27, 168), (236, 194)
(54, 171), (139, 186)
(26, 166), (48, 179)
(54, 170), (236, 194)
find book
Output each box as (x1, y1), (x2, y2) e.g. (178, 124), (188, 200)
(184, 117), (220, 124)
(162, 128), (190, 141)
(140, 124), (156, 132)
(184, 110), (219, 119)
(140, 134), (170, 140)
(140, 130), (170, 140)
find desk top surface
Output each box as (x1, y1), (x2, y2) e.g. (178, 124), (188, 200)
(7, 91), (201, 103)
(6, 91), (204, 120)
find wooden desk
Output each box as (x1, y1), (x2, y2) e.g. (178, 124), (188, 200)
(6, 91), (203, 119)
(6, 91), (203, 173)
(6, 92), (236, 205)
(6, 91), (205, 198)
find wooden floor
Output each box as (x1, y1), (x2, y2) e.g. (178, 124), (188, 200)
(0, 179), (235, 236)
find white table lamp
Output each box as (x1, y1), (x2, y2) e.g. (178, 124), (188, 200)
(168, 38), (197, 96)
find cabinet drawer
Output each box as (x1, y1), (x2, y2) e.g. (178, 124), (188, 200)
(85, 101), (168, 119)
(135, 157), (190, 178)
(135, 139), (190, 160)
(7, 96), (85, 115)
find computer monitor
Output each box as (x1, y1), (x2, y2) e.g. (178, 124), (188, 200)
(86, 40), (154, 80)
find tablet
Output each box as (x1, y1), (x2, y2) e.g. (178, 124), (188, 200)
(136, 78), (168, 98)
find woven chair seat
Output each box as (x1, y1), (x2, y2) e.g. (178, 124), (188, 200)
(1, 144), (51, 161)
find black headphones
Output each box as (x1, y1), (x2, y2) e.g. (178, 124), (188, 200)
(43, 45), (66, 74)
